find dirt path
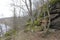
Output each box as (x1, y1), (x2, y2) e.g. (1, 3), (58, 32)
(13, 30), (60, 40)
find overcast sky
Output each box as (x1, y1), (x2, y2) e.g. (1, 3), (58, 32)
(0, 0), (13, 18)
(0, 0), (29, 18)
(0, 0), (47, 18)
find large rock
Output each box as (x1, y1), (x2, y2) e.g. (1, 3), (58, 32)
(50, 2), (60, 29)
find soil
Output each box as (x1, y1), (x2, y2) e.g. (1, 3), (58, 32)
(14, 30), (60, 40)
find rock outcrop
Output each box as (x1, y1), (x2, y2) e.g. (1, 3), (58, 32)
(50, 2), (60, 29)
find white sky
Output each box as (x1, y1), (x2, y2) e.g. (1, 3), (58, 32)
(0, 0), (29, 18)
(0, 0), (46, 18)
(0, 0), (13, 18)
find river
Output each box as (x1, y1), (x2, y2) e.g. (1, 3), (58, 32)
(0, 24), (11, 37)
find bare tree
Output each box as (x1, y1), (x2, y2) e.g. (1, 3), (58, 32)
(0, 25), (3, 37)
(11, 0), (19, 31)
(22, 0), (33, 22)
(40, 0), (51, 31)
(46, 0), (51, 31)
(13, 7), (18, 31)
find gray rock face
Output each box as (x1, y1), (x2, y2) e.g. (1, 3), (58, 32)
(50, 16), (60, 29)
(50, 2), (60, 29)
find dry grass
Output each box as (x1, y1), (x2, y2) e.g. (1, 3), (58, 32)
(14, 30), (60, 40)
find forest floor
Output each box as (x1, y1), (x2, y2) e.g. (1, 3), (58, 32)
(14, 29), (60, 40)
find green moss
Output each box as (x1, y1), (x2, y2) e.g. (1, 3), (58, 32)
(5, 36), (12, 40)
(49, 0), (60, 5)
(34, 20), (39, 25)
(5, 29), (17, 37)
(4, 30), (17, 40)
